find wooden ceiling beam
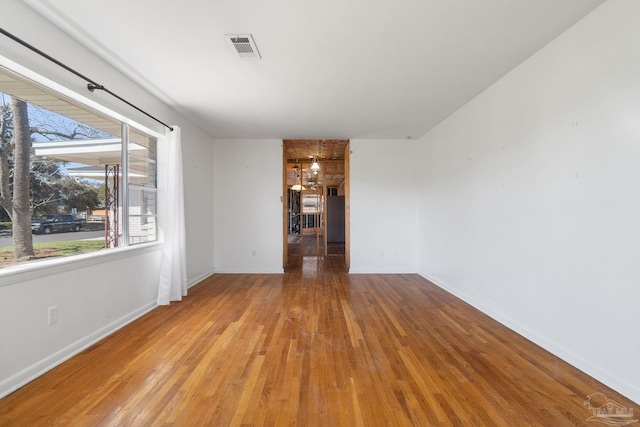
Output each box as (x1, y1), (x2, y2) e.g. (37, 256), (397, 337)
(286, 159), (344, 164)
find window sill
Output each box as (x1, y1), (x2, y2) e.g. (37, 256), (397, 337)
(0, 242), (163, 288)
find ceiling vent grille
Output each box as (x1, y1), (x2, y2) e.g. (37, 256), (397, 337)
(225, 34), (261, 59)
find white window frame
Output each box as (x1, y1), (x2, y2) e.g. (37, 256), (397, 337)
(0, 54), (165, 286)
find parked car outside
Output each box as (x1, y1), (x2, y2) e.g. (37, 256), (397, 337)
(31, 214), (86, 234)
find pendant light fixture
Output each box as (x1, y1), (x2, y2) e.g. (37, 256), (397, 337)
(310, 140), (321, 173)
(310, 156), (320, 172)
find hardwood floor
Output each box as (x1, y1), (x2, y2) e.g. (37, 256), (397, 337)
(0, 256), (635, 426)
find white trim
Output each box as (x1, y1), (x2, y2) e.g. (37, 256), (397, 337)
(348, 268), (417, 274)
(0, 300), (157, 399)
(213, 268), (284, 274)
(0, 54), (166, 285)
(0, 268), (212, 399)
(187, 270), (215, 289)
(0, 242), (162, 287)
(418, 271), (640, 406)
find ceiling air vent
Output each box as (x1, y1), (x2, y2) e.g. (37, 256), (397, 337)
(225, 34), (261, 59)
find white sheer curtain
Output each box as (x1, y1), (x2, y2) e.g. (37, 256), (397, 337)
(157, 125), (187, 305)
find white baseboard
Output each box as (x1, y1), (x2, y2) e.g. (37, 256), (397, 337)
(1, 268), (215, 400)
(212, 268), (284, 274)
(348, 268), (417, 274)
(0, 301), (157, 399)
(418, 271), (640, 406)
(187, 268), (216, 288)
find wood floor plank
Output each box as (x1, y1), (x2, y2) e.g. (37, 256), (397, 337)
(1, 256), (636, 426)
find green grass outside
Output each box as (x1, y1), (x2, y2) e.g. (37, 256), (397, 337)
(0, 222), (10, 232)
(0, 239), (105, 267)
(34, 239), (105, 254)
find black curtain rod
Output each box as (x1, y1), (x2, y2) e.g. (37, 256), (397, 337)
(0, 26), (174, 132)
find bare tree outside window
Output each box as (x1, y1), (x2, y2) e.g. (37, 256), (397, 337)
(0, 67), (157, 269)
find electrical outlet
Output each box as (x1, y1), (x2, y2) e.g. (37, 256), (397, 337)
(48, 306), (58, 325)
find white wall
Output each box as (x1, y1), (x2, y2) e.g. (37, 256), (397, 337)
(211, 138), (419, 274)
(213, 139), (283, 273)
(417, 0), (640, 403)
(350, 139), (418, 273)
(180, 125), (215, 283)
(0, 0), (215, 398)
(0, 249), (162, 397)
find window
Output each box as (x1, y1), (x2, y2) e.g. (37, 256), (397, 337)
(0, 65), (159, 270)
(125, 127), (157, 245)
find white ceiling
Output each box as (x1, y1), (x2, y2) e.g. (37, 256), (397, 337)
(26, 0), (604, 140)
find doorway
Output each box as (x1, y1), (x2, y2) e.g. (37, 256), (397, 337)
(282, 139), (350, 271)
